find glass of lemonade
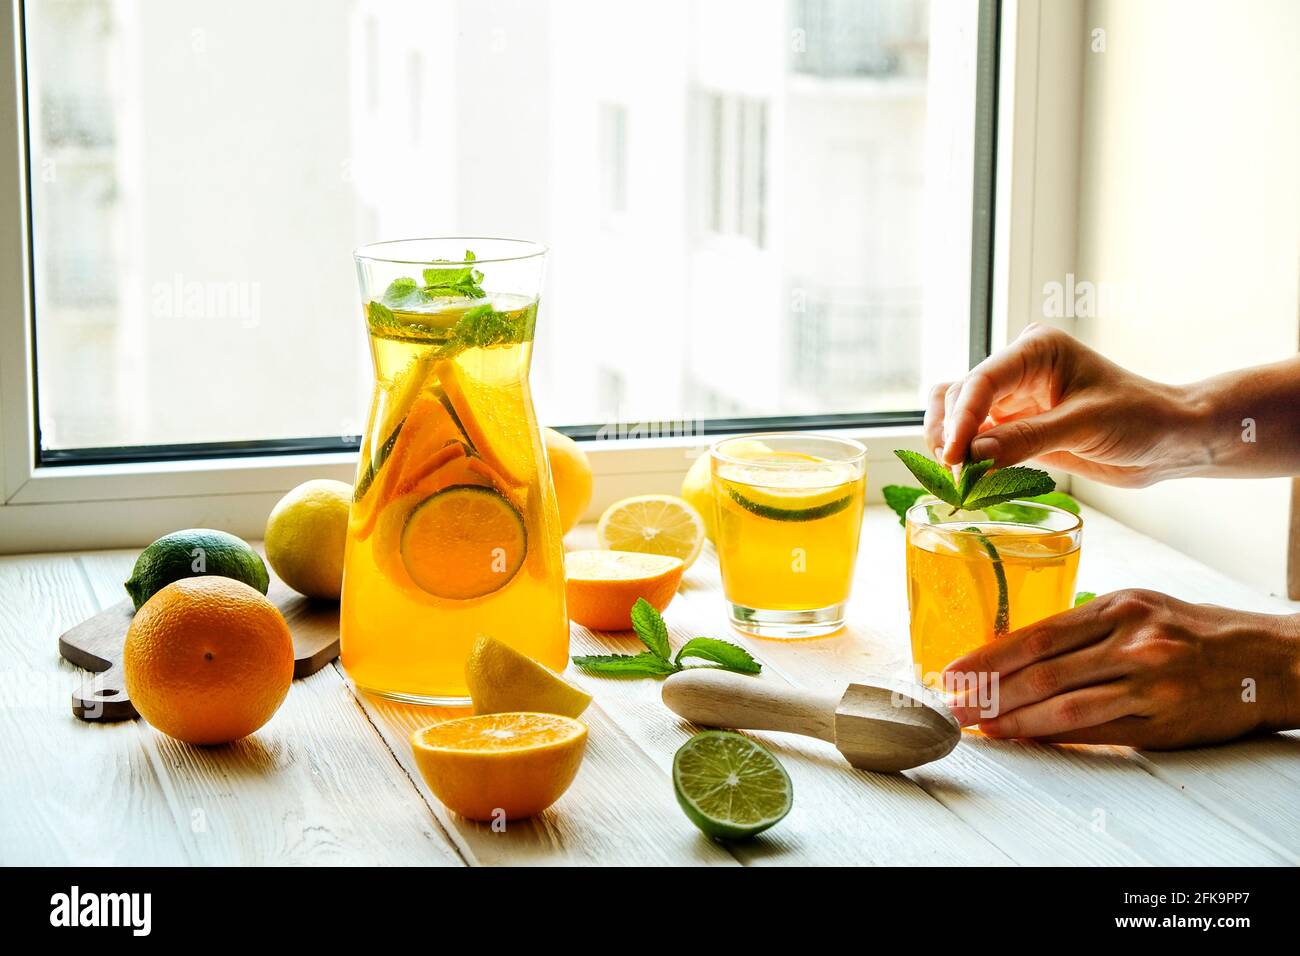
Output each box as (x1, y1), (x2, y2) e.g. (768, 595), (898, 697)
(341, 239), (568, 705)
(710, 434), (867, 639)
(905, 499), (1082, 688)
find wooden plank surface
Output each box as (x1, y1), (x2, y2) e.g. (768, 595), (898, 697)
(352, 687), (737, 867)
(1072, 509), (1300, 863)
(73, 551), (464, 867)
(0, 554), (190, 865)
(2, 503), (1297, 865)
(561, 537), (1012, 866)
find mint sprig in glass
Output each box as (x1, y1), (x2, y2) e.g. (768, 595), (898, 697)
(893, 451), (1083, 689)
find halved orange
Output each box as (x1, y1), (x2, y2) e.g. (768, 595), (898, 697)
(564, 549), (685, 631)
(411, 712), (587, 820)
(400, 485), (528, 599)
(435, 358), (534, 486)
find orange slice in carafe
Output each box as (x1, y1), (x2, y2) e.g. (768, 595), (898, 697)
(399, 485), (528, 600)
(434, 357), (535, 487)
(371, 447), (512, 591)
(352, 395), (471, 540)
(354, 351), (437, 495)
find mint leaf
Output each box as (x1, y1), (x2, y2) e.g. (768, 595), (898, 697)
(382, 276), (421, 307)
(894, 451), (1059, 516)
(630, 598), (671, 660)
(961, 465), (1056, 512)
(366, 300), (396, 328)
(1073, 591), (1096, 607)
(893, 450), (960, 507)
(674, 637), (761, 674)
(422, 251), (486, 298)
(441, 302), (536, 354)
(957, 459), (994, 503)
(572, 653), (679, 677)
(882, 485), (927, 526)
(1027, 491), (1079, 514)
(365, 299), (451, 340)
(983, 491), (1079, 523)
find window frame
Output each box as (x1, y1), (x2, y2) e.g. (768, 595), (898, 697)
(0, 0), (1067, 553)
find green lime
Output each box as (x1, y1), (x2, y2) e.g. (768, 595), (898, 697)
(124, 529), (269, 610)
(724, 487), (853, 522)
(672, 730), (793, 841)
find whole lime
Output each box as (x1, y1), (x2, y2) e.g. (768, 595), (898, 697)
(125, 529), (269, 611)
(264, 479), (353, 599)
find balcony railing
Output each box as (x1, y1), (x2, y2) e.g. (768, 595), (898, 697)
(789, 284), (922, 398)
(790, 0), (928, 79)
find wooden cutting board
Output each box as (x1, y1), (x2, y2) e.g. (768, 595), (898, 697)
(59, 575), (340, 721)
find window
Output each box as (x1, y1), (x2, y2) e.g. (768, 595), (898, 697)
(597, 103), (628, 219)
(17, 0), (995, 463)
(699, 92), (767, 247)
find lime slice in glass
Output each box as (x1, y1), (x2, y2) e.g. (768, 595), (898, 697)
(717, 458), (858, 522)
(672, 730), (793, 840)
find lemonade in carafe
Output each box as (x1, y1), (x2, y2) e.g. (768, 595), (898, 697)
(342, 240), (567, 704)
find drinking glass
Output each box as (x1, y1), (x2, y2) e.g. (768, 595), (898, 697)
(906, 499), (1082, 688)
(710, 434), (867, 638)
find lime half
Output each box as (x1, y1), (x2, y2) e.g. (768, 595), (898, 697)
(672, 730), (793, 840)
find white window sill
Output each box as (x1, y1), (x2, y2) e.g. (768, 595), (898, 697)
(0, 424), (935, 554)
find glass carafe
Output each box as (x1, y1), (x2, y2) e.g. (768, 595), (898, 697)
(342, 238), (568, 704)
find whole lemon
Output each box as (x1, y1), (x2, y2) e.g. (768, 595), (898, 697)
(681, 438), (774, 543)
(680, 451), (716, 542)
(543, 427), (593, 534)
(264, 479), (353, 599)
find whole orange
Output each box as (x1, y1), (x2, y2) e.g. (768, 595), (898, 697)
(544, 427), (593, 534)
(124, 577), (294, 745)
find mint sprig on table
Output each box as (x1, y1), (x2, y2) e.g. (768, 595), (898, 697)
(573, 599), (761, 678)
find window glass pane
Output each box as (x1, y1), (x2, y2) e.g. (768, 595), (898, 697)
(25, 0), (970, 453)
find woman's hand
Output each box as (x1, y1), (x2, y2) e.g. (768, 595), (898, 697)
(943, 589), (1300, 748)
(924, 324), (1204, 487)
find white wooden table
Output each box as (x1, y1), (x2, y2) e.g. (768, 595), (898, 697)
(3, 505), (1298, 866)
